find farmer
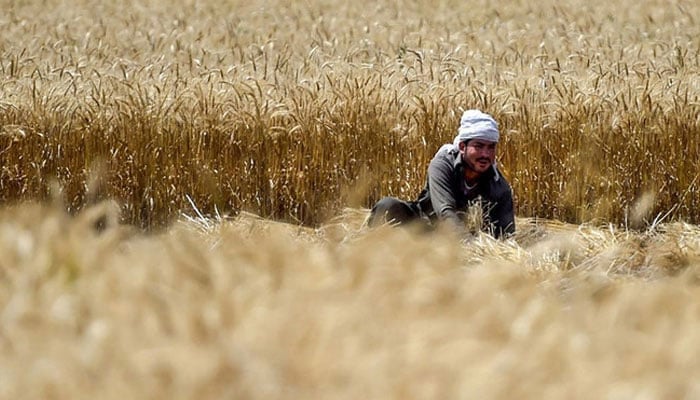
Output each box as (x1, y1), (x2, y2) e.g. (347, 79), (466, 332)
(367, 109), (515, 239)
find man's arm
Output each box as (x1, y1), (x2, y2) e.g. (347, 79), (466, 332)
(427, 152), (465, 233)
(489, 186), (515, 239)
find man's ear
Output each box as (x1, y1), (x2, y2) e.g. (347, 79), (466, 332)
(458, 141), (467, 152)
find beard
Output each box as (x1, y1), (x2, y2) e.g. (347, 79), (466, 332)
(466, 157), (492, 172)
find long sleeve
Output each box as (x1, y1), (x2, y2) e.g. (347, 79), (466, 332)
(489, 186), (515, 238)
(427, 153), (465, 234)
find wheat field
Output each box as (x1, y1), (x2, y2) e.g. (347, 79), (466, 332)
(2, 0), (700, 398)
(1, 0), (699, 226)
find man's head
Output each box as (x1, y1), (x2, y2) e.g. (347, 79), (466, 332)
(453, 110), (500, 176)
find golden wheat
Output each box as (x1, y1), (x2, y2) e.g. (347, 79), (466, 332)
(0, 0), (699, 227)
(2, 2), (700, 396)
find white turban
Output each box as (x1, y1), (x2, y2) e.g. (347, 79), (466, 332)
(452, 109), (500, 148)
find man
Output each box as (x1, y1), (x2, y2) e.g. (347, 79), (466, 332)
(367, 109), (515, 239)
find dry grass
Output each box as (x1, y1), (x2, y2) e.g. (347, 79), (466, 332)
(2, 202), (700, 399)
(1, 0), (699, 227)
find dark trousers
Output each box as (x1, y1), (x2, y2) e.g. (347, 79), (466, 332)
(367, 197), (428, 228)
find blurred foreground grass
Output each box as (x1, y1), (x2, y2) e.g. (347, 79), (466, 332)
(1, 201), (699, 399)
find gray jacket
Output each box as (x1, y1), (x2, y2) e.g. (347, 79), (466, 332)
(415, 144), (515, 238)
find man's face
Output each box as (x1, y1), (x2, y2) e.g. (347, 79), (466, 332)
(459, 139), (497, 174)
